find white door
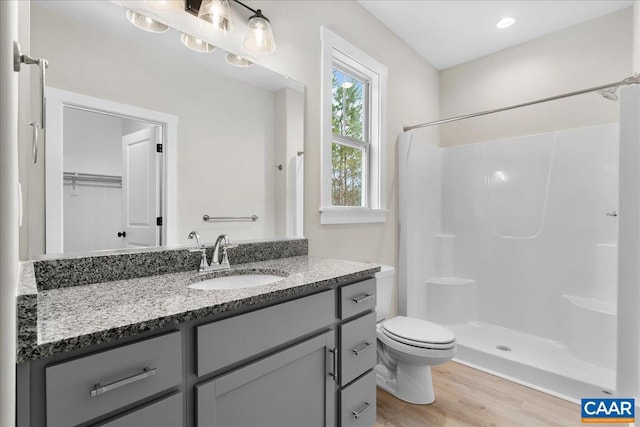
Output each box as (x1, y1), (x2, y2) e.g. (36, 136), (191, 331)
(121, 127), (160, 248)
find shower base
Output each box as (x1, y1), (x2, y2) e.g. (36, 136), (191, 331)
(448, 321), (615, 403)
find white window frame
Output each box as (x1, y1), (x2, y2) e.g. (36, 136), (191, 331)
(320, 26), (388, 224)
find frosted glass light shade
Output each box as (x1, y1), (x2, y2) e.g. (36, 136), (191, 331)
(225, 53), (254, 67)
(180, 33), (216, 52)
(198, 0), (234, 34)
(126, 9), (169, 33)
(243, 11), (276, 54)
(144, 0), (185, 12)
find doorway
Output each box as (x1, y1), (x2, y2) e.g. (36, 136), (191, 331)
(45, 88), (178, 254)
(62, 108), (159, 252)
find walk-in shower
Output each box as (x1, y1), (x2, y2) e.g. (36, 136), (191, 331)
(398, 82), (640, 402)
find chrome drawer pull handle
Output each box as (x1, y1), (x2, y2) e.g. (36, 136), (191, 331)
(328, 348), (338, 380)
(352, 341), (373, 356)
(352, 293), (374, 304)
(352, 401), (372, 419)
(90, 367), (157, 397)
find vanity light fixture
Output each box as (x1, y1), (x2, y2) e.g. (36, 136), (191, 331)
(496, 16), (516, 29)
(198, 0), (234, 34)
(187, 0), (277, 55)
(243, 9), (276, 55)
(181, 33), (216, 52)
(144, 0), (185, 12)
(225, 52), (254, 67)
(125, 9), (170, 33)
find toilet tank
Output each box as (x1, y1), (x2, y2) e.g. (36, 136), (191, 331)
(375, 265), (394, 321)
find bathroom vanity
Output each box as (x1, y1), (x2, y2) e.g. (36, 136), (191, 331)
(16, 240), (379, 427)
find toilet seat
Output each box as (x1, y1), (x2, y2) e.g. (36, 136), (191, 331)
(381, 316), (455, 350)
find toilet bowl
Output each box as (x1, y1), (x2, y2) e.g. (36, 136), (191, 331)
(375, 266), (456, 404)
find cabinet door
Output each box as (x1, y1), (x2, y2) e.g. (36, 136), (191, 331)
(196, 331), (336, 427)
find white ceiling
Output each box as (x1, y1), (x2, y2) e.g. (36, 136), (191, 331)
(358, 0), (633, 70)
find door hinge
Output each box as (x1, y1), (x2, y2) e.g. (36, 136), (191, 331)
(156, 143), (163, 153)
(156, 217), (163, 226)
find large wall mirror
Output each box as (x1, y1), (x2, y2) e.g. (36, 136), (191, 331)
(26, 0), (304, 257)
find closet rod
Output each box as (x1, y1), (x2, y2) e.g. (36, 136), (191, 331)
(403, 75), (640, 132)
(63, 172), (122, 184)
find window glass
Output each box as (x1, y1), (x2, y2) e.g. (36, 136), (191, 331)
(331, 66), (368, 206)
(331, 142), (364, 206)
(332, 68), (366, 142)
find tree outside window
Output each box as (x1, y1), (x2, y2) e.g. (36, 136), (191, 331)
(331, 67), (367, 207)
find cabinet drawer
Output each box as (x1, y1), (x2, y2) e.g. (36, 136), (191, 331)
(339, 279), (376, 320)
(197, 290), (335, 377)
(46, 331), (182, 427)
(340, 370), (376, 427)
(340, 311), (377, 386)
(94, 392), (183, 427)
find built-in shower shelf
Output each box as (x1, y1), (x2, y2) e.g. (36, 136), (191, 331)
(596, 243), (618, 249)
(562, 294), (616, 370)
(562, 295), (616, 315)
(425, 277), (474, 286)
(425, 277), (476, 325)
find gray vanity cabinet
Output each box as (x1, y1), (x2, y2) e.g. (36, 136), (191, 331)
(196, 331), (335, 427)
(17, 277), (378, 427)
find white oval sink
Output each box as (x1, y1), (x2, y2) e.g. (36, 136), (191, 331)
(188, 274), (284, 291)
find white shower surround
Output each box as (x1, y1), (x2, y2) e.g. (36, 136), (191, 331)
(398, 122), (622, 401)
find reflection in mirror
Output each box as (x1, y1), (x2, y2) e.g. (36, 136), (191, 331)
(26, 0), (305, 257)
(61, 106), (162, 253)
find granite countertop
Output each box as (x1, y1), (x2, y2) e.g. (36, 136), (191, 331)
(17, 256), (380, 363)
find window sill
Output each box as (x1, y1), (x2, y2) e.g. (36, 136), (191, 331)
(319, 207), (388, 225)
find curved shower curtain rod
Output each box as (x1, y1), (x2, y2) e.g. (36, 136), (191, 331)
(403, 74), (640, 132)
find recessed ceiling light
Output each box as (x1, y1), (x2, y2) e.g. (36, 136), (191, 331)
(496, 17), (516, 29)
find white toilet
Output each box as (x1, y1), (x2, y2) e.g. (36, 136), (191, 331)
(375, 265), (456, 404)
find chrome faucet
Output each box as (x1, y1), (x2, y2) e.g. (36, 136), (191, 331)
(188, 232), (237, 272)
(211, 234), (237, 270)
